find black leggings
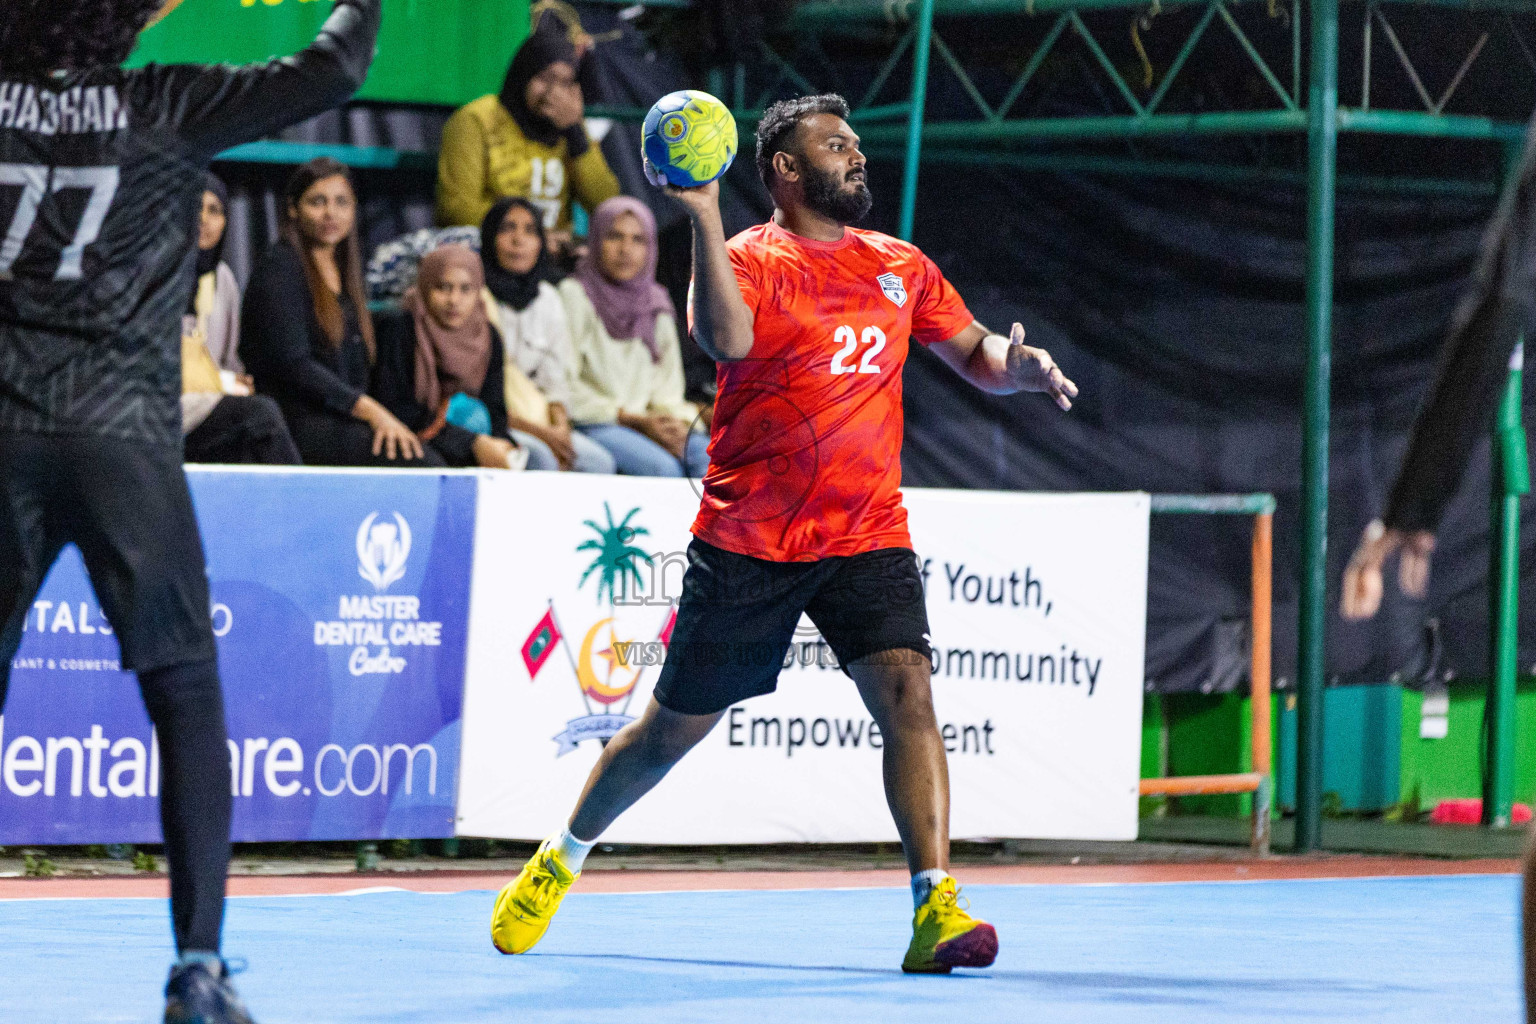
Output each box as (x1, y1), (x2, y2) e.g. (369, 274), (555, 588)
(0, 436), (231, 954)
(0, 659), (230, 954)
(139, 659), (231, 955)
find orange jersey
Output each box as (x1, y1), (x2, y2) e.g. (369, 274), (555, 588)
(690, 219), (974, 562)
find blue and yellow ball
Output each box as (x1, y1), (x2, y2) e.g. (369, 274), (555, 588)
(642, 90), (738, 188)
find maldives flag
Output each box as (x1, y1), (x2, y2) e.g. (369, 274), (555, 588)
(521, 608), (561, 679)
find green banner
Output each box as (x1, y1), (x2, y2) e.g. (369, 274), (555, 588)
(130, 0), (529, 108)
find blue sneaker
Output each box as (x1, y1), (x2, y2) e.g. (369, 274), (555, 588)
(163, 959), (256, 1024)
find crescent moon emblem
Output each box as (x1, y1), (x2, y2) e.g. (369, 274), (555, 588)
(577, 618), (639, 705)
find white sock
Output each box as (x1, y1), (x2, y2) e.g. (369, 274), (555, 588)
(911, 868), (949, 909)
(176, 950), (221, 971)
(552, 826), (595, 873)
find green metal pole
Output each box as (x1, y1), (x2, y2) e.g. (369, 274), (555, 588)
(583, 107), (1527, 146)
(1485, 337), (1527, 827)
(1296, 0), (1338, 854)
(1484, 138), (1528, 829)
(897, 0), (936, 241)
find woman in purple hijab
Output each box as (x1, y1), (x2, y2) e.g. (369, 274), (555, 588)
(559, 195), (709, 477)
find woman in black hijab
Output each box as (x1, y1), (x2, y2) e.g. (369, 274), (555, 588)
(181, 172), (301, 465)
(435, 15), (620, 247)
(481, 196), (615, 473)
(483, 195), (553, 312)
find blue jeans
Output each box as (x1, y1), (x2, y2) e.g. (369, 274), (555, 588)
(509, 428), (617, 473)
(579, 423), (709, 478)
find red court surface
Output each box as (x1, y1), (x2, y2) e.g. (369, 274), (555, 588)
(0, 856), (1517, 900)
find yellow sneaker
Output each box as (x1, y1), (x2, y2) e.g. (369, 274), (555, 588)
(901, 876), (999, 974)
(490, 839), (579, 954)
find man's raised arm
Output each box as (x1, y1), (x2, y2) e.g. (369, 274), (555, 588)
(661, 178), (755, 363)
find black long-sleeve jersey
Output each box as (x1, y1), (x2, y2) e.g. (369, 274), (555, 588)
(1384, 107), (1536, 532)
(0, 0), (380, 447)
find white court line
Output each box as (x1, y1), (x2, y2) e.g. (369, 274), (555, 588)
(0, 871), (1516, 903)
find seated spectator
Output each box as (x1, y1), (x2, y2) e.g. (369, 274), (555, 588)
(560, 197), (708, 478)
(481, 197), (615, 473)
(241, 158), (442, 467)
(436, 15), (619, 254)
(371, 244), (523, 469)
(182, 172), (301, 465)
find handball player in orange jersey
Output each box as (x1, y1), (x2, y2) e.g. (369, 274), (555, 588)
(491, 93), (1077, 973)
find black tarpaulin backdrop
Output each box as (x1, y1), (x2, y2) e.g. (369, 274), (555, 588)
(206, 3), (1536, 694)
(878, 162), (1536, 693)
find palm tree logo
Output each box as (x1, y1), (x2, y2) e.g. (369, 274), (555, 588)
(544, 504), (657, 755)
(577, 503), (653, 606)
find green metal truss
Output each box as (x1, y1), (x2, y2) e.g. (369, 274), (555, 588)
(593, 0), (1534, 207)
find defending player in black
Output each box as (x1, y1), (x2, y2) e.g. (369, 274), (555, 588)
(1338, 106), (1536, 1023)
(0, 1), (381, 1020)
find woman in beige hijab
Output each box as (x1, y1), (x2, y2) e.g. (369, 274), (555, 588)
(371, 244), (523, 469)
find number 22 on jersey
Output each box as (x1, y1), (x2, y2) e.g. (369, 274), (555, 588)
(0, 163), (119, 281)
(829, 324), (887, 375)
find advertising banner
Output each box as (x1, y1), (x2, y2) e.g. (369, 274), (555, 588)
(456, 475), (1149, 844)
(0, 468), (476, 845)
(129, 0), (529, 108)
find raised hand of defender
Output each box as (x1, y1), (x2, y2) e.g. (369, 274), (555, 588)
(149, 0), (187, 27)
(1005, 323), (1078, 410)
(1340, 519), (1437, 620)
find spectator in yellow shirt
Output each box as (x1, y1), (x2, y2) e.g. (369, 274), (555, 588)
(436, 18), (620, 250)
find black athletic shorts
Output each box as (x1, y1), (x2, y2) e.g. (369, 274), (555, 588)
(652, 538), (932, 716)
(0, 433), (217, 679)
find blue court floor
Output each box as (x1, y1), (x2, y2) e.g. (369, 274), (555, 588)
(0, 875), (1521, 1023)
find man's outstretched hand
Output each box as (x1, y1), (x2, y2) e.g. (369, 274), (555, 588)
(1005, 323), (1078, 410)
(1340, 519), (1437, 620)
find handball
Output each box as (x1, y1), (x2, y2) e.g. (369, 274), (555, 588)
(642, 90), (738, 189)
